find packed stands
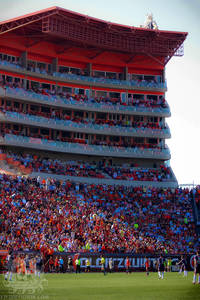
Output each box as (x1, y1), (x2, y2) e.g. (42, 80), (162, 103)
(0, 174), (196, 254)
(0, 150), (173, 182)
(0, 81), (169, 111)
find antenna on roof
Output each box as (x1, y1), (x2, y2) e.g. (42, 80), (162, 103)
(143, 13), (158, 30)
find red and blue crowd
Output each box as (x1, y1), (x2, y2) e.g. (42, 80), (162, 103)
(0, 174), (197, 256)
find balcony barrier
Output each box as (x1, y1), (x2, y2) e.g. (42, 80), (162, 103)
(3, 111), (171, 138)
(53, 71), (167, 89)
(30, 171), (178, 188)
(4, 87), (171, 116)
(2, 134), (171, 159)
(0, 60), (167, 90)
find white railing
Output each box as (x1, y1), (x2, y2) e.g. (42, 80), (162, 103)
(3, 134), (171, 159)
(3, 111), (171, 138)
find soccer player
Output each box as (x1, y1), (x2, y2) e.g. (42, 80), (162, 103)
(59, 257), (64, 273)
(100, 255), (106, 275)
(67, 256), (73, 273)
(35, 255), (43, 278)
(177, 256), (187, 277)
(157, 254), (165, 279)
(193, 251), (200, 284)
(75, 257), (81, 273)
(167, 258), (172, 272)
(54, 256), (59, 273)
(108, 258), (113, 273)
(30, 256), (36, 274)
(18, 255), (26, 277)
(85, 258), (91, 273)
(125, 257), (131, 274)
(5, 251), (14, 281)
(25, 255), (30, 276)
(144, 257), (150, 276)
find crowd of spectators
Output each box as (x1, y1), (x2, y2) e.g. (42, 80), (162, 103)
(0, 124), (165, 151)
(1, 97), (168, 133)
(103, 164), (172, 181)
(4, 151), (173, 182)
(0, 56), (166, 89)
(5, 152), (106, 179)
(1, 80), (168, 110)
(194, 187), (200, 211)
(0, 174), (197, 255)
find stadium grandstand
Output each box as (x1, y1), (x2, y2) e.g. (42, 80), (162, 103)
(0, 6), (199, 273)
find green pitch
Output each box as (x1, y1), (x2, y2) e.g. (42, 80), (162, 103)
(0, 272), (199, 300)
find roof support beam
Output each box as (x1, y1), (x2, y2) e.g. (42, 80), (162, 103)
(165, 43), (184, 65)
(26, 38), (44, 48)
(56, 46), (74, 55)
(89, 50), (105, 60)
(145, 52), (165, 66)
(126, 54), (136, 64)
(0, 11), (57, 35)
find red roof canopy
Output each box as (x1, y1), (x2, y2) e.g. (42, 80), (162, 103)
(0, 6), (188, 65)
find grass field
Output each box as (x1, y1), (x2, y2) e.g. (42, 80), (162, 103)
(0, 272), (199, 300)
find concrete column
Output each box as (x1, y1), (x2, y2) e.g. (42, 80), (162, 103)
(52, 57), (58, 73)
(162, 68), (166, 83)
(20, 51), (27, 69)
(124, 66), (128, 80)
(87, 63), (92, 76)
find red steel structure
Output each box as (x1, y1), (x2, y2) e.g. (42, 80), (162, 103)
(0, 7), (187, 64)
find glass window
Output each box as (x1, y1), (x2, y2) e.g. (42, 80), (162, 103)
(41, 128), (49, 135)
(74, 111), (83, 117)
(6, 76), (13, 82)
(106, 72), (117, 79)
(134, 137), (144, 143)
(31, 81), (40, 89)
(30, 105), (39, 112)
(148, 138), (157, 144)
(59, 66), (69, 73)
(93, 71), (105, 78)
(41, 106), (50, 113)
(96, 112), (106, 119)
(79, 89), (84, 95)
(41, 83), (50, 90)
(96, 91), (107, 98)
(110, 92), (120, 98)
(62, 86), (72, 93)
(14, 102), (20, 108)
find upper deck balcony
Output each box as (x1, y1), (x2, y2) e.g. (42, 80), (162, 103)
(0, 59), (167, 93)
(0, 110), (171, 139)
(0, 133), (171, 160)
(0, 86), (171, 117)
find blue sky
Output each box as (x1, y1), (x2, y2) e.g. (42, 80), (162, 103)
(1, 0), (200, 184)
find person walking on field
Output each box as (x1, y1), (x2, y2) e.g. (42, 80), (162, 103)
(85, 258), (91, 273)
(125, 257), (131, 274)
(144, 257), (150, 276)
(100, 255), (106, 275)
(108, 258), (113, 273)
(193, 251), (200, 284)
(167, 258), (172, 272)
(157, 255), (165, 280)
(75, 257), (81, 274)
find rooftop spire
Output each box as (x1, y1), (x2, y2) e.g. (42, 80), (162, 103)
(143, 13), (158, 30)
